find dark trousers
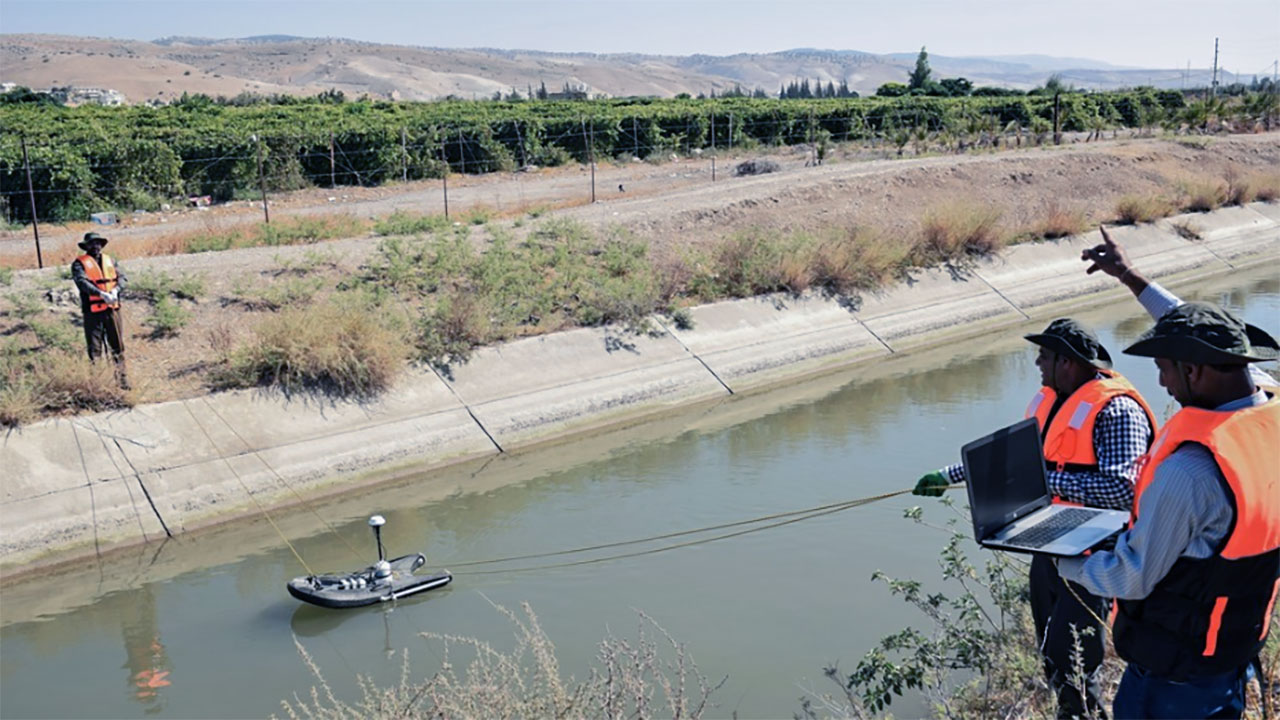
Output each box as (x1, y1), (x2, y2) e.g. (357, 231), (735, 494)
(84, 309), (124, 362)
(1112, 663), (1248, 719)
(1030, 554), (1110, 719)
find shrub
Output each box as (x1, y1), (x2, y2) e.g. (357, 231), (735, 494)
(1114, 194), (1176, 224)
(1, 348), (131, 426)
(1180, 178), (1228, 212)
(372, 210), (451, 236)
(184, 231), (239, 253)
(917, 204), (1006, 261)
(145, 296), (190, 338)
(463, 206), (494, 225)
(1037, 203), (1089, 239)
(217, 301), (408, 396)
(230, 275), (324, 311)
(255, 215), (365, 246)
(27, 317), (79, 353)
(281, 603), (722, 720)
(734, 158), (780, 176)
(0, 267), (12, 286)
(415, 290), (492, 365)
(1250, 173), (1280, 203)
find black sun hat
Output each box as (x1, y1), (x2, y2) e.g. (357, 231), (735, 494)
(1024, 318), (1113, 369)
(78, 232), (108, 250)
(1123, 301), (1279, 365)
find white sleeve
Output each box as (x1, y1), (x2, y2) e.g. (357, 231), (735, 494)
(1137, 282), (1182, 320)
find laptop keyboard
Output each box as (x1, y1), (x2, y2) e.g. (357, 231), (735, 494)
(1003, 508), (1101, 549)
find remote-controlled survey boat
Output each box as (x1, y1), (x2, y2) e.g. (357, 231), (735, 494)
(286, 515), (452, 609)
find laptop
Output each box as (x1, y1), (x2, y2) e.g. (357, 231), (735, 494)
(962, 418), (1127, 556)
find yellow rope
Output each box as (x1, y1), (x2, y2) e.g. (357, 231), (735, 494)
(200, 398), (365, 563)
(181, 401), (315, 576)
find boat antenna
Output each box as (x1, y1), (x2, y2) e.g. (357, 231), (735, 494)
(368, 515), (387, 562)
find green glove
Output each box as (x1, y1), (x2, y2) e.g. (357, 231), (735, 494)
(912, 470), (949, 497)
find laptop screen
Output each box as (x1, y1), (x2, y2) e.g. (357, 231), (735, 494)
(961, 418), (1050, 541)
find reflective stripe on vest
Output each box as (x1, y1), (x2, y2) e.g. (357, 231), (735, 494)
(78, 254), (119, 313)
(1118, 398), (1280, 673)
(1025, 371), (1157, 473)
(1133, 398), (1280, 560)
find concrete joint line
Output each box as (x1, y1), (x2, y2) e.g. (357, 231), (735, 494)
(86, 417), (169, 542)
(651, 317), (735, 396)
(971, 268), (1031, 321)
(1195, 242), (1236, 271)
(69, 422), (103, 558)
(427, 364), (505, 453)
(69, 419), (158, 450)
(853, 316), (896, 355)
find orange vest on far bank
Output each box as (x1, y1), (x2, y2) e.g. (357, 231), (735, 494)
(77, 254), (119, 313)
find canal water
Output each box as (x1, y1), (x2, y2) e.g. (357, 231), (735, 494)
(2, 269), (1277, 719)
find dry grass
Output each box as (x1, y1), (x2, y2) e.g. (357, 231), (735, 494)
(918, 204), (1006, 260)
(278, 602), (722, 720)
(1036, 203), (1089, 239)
(1, 347), (132, 427)
(216, 300), (408, 397)
(1251, 173), (1280, 203)
(1179, 178), (1229, 213)
(1114, 194), (1177, 224)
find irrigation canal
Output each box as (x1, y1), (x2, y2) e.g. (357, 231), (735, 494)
(1, 268), (1276, 719)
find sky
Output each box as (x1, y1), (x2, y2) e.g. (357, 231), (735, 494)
(1, 0), (1277, 75)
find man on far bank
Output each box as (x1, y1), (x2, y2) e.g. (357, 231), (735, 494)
(1057, 303), (1280, 719)
(914, 320), (1157, 718)
(71, 232), (128, 387)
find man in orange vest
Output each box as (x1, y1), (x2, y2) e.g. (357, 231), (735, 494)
(71, 232), (128, 385)
(914, 319), (1157, 718)
(1057, 302), (1279, 719)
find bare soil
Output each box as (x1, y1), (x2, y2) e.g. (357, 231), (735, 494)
(4, 132), (1278, 408)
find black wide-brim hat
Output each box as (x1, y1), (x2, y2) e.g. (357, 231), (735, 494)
(1124, 301), (1279, 364)
(1025, 318), (1113, 369)
(78, 232), (108, 250)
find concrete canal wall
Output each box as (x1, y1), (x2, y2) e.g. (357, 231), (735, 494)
(2, 204), (1277, 577)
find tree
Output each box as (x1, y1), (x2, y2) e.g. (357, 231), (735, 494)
(908, 46), (932, 90)
(939, 77), (973, 97)
(876, 82), (909, 97)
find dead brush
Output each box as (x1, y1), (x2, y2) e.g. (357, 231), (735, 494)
(279, 601), (723, 720)
(1179, 178), (1229, 212)
(1250, 173), (1280, 203)
(1114, 194), (1176, 224)
(1223, 166), (1256, 206)
(811, 228), (910, 294)
(1037, 203), (1089, 239)
(917, 204), (1006, 261)
(217, 302), (408, 397)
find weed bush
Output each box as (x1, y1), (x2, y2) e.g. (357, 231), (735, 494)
(1, 343), (131, 426)
(0, 267), (12, 286)
(1114, 194), (1176, 224)
(1037, 203), (1089, 239)
(280, 602), (722, 720)
(256, 215), (365, 246)
(918, 204), (1006, 260)
(145, 296), (190, 338)
(217, 301), (408, 396)
(372, 210), (451, 236)
(1250, 173), (1280, 203)
(183, 231), (240, 253)
(1180, 178), (1228, 212)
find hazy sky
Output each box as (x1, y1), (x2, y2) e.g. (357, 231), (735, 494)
(2, 0), (1277, 73)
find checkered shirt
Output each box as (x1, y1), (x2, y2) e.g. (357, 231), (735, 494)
(943, 394), (1152, 511)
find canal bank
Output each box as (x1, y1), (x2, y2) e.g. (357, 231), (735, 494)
(2, 204), (1277, 577)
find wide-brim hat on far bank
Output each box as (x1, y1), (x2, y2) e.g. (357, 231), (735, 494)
(1124, 301), (1279, 365)
(78, 232), (108, 250)
(1025, 318), (1113, 369)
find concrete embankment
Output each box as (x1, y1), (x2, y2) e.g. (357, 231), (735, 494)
(2, 204), (1277, 577)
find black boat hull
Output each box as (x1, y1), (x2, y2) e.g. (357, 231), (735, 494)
(287, 554), (452, 609)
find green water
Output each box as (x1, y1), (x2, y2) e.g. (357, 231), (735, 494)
(2, 270), (1276, 719)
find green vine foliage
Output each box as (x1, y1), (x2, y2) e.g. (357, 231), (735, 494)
(0, 89), (1197, 223)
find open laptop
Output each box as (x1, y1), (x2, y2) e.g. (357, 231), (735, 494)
(962, 418), (1127, 556)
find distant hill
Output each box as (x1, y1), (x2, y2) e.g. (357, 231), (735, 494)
(0, 34), (1237, 105)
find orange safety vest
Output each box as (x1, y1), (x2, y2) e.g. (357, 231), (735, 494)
(1113, 397), (1280, 680)
(1024, 370), (1158, 475)
(77, 254), (119, 313)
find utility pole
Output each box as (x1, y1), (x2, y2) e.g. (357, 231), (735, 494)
(438, 142), (449, 219)
(401, 127), (408, 183)
(1211, 37), (1220, 98)
(20, 137), (43, 269)
(253, 134), (270, 224)
(329, 130), (336, 188)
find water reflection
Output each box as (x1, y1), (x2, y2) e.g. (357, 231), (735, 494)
(120, 587), (171, 714)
